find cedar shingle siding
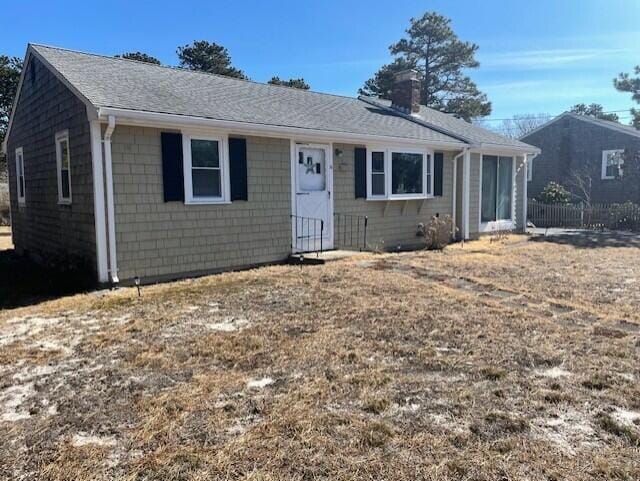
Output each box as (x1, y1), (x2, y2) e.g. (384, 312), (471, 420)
(111, 128), (292, 281)
(5, 56), (96, 273)
(523, 115), (640, 204)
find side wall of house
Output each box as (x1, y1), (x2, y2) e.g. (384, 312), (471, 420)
(5, 56), (96, 273)
(110, 126), (291, 281)
(333, 144), (457, 249)
(523, 116), (640, 204)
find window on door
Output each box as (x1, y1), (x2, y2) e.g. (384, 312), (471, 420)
(297, 148), (326, 191)
(481, 155), (513, 223)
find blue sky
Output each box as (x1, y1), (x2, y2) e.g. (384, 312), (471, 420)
(4, 0), (639, 124)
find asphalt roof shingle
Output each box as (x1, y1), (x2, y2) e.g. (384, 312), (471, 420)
(31, 44), (535, 150)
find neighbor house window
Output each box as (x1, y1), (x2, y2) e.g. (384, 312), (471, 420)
(601, 149), (624, 180)
(527, 156), (533, 182)
(183, 133), (229, 204)
(367, 147), (432, 199)
(55, 130), (72, 203)
(15, 147), (25, 205)
(481, 155), (513, 224)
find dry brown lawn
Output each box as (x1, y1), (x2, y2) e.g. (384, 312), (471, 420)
(1, 233), (639, 480)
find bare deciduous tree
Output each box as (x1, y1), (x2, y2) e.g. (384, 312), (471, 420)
(473, 113), (551, 139)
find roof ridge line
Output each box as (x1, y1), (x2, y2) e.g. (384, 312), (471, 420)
(29, 43), (366, 103)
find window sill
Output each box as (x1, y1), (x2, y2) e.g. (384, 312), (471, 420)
(185, 199), (232, 205)
(58, 200), (72, 206)
(480, 219), (514, 233)
(366, 195), (432, 201)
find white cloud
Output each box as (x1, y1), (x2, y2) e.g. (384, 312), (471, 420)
(480, 48), (632, 70)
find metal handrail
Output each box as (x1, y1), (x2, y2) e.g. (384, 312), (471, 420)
(291, 215), (325, 254)
(334, 213), (368, 251)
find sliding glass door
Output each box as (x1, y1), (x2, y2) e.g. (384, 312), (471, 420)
(481, 155), (513, 224)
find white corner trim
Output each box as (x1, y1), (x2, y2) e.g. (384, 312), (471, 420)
(90, 121), (108, 283)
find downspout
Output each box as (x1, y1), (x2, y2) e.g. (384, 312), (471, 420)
(452, 149), (467, 239)
(103, 115), (119, 284)
(463, 149), (471, 240)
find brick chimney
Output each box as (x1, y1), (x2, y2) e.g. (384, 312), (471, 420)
(391, 69), (420, 114)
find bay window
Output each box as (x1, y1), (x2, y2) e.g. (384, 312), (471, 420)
(367, 147), (432, 200)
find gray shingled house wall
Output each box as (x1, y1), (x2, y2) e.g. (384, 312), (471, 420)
(110, 127), (291, 282)
(333, 144), (457, 250)
(5, 56), (96, 273)
(522, 115), (640, 204)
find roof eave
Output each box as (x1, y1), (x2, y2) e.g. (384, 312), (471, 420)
(97, 107), (469, 149)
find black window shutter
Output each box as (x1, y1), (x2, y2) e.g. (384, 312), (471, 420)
(229, 137), (248, 201)
(161, 132), (184, 202)
(434, 152), (444, 197)
(354, 147), (367, 199)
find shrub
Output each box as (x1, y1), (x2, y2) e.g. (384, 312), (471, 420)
(538, 181), (571, 205)
(417, 214), (453, 250)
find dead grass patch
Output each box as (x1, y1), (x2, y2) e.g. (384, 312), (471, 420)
(2, 234), (640, 479)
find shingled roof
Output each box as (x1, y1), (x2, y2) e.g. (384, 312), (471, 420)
(19, 44), (537, 151)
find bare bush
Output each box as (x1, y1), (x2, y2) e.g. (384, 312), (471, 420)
(417, 215), (453, 250)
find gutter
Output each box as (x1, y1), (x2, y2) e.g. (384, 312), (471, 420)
(96, 107), (469, 150)
(103, 115), (119, 284)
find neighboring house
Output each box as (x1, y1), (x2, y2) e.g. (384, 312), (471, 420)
(522, 112), (640, 204)
(2, 44), (538, 285)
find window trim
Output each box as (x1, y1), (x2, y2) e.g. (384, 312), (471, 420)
(365, 145), (433, 201)
(601, 149), (624, 180)
(182, 132), (231, 205)
(479, 154), (516, 233)
(15, 147), (25, 205)
(55, 130), (72, 204)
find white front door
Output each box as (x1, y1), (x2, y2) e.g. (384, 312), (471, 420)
(293, 143), (333, 251)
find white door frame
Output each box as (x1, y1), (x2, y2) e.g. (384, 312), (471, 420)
(290, 140), (334, 251)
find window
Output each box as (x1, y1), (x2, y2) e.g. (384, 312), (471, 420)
(183, 133), (230, 203)
(55, 130), (72, 203)
(371, 151), (385, 196)
(15, 147), (25, 205)
(481, 155), (513, 224)
(601, 149), (624, 180)
(527, 155), (533, 182)
(367, 147), (432, 199)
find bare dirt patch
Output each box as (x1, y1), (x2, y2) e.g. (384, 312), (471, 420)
(1, 234), (639, 479)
